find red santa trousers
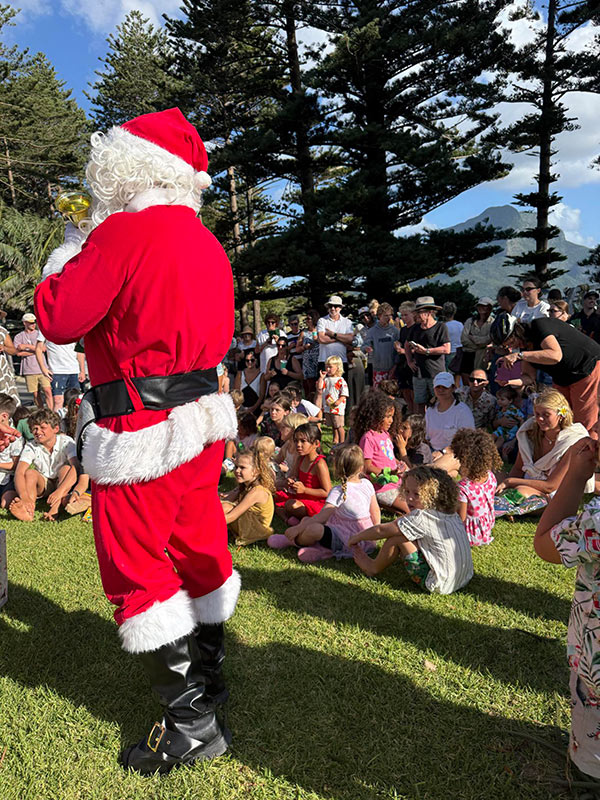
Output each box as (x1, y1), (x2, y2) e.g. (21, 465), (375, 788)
(91, 440), (240, 654)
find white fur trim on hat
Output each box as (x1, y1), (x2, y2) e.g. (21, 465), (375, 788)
(191, 571), (241, 624)
(41, 223), (87, 279)
(82, 391), (237, 485)
(118, 126), (211, 186)
(119, 589), (195, 653)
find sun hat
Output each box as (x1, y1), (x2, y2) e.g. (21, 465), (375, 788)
(326, 295), (344, 307)
(477, 296), (495, 307)
(22, 313), (36, 322)
(414, 296), (442, 311)
(433, 372), (454, 388)
(240, 326), (254, 336)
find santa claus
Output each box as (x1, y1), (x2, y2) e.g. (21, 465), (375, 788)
(34, 108), (240, 774)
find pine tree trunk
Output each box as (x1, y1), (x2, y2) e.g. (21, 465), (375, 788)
(226, 158), (247, 327)
(535, 0), (557, 283)
(3, 138), (16, 205)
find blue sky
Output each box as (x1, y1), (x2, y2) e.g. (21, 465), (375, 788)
(6, 1), (600, 247)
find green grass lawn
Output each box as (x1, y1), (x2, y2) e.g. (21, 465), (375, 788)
(0, 501), (578, 800)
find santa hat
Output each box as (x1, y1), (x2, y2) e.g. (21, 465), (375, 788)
(121, 108), (211, 190)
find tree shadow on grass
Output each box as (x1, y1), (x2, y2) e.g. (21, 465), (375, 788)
(0, 583), (569, 800)
(240, 565), (568, 695)
(226, 636), (567, 800)
(462, 573), (571, 625)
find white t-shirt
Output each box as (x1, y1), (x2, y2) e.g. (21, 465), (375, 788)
(20, 433), (76, 480)
(396, 509), (473, 594)
(317, 314), (354, 362)
(256, 329), (286, 373)
(327, 478), (375, 521)
(445, 320), (464, 354)
(0, 436), (24, 485)
(511, 299), (550, 322)
(296, 398), (320, 418)
(425, 401), (475, 451)
(37, 332), (79, 374)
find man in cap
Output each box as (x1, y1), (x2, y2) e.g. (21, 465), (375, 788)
(405, 296), (450, 413)
(13, 313), (52, 408)
(316, 295), (354, 374)
(35, 108), (239, 774)
(571, 290), (600, 339)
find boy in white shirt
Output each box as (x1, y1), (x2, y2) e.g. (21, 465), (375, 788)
(9, 409), (77, 522)
(0, 393), (24, 507)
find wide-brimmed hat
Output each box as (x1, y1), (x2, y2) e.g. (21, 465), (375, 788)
(22, 313), (36, 322)
(477, 296), (495, 307)
(414, 296), (442, 311)
(326, 295), (344, 307)
(240, 326), (254, 336)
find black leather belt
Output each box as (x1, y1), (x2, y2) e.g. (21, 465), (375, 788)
(87, 367), (219, 420)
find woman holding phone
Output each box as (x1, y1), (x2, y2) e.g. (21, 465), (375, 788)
(264, 337), (302, 392)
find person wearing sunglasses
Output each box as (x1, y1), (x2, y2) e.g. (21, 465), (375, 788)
(264, 338), (302, 391)
(548, 301), (571, 324)
(316, 295), (354, 376)
(511, 277), (550, 323)
(570, 291), (600, 338)
(233, 349), (265, 414)
(457, 369), (496, 428)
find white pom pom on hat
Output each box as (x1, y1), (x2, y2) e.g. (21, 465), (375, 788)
(120, 107), (211, 186)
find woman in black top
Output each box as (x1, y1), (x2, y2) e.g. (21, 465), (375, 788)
(264, 337), (303, 392)
(492, 312), (600, 434)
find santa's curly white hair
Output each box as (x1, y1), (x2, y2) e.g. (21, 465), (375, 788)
(83, 125), (211, 232)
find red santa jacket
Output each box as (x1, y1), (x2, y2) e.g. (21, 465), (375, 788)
(34, 205), (237, 485)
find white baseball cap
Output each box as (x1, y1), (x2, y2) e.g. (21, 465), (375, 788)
(22, 313), (36, 323)
(433, 372), (454, 388)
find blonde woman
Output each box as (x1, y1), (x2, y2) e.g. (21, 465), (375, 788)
(497, 388), (595, 499)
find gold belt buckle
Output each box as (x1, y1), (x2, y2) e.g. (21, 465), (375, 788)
(147, 722), (165, 752)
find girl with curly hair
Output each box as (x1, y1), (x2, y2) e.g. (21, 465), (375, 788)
(354, 390), (408, 512)
(451, 429), (502, 546)
(349, 466), (473, 593)
(220, 448), (275, 546)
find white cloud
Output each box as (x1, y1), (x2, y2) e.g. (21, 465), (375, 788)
(59, 0), (183, 32)
(549, 202), (596, 246)
(396, 217), (438, 237)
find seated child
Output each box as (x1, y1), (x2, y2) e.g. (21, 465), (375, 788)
(9, 409), (78, 522)
(350, 466), (473, 594)
(12, 404), (33, 440)
(284, 444), (379, 562)
(355, 389), (409, 512)
(220, 448), (275, 546)
(0, 394), (24, 507)
(451, 428), (501, 546)
(269, 422), (332, 539)
(252, 436), (277, 478)
(492, 386), (524, 450)
(284, 385), (322, 423)
(274, 412), (307, 484)
(257, 391), (291, 446)
(396, 414), (432, 468)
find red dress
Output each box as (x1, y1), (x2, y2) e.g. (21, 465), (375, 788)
(275, 454), (327, 516)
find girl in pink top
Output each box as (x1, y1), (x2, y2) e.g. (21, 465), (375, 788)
(451, 429), (503, 546)
(355, 390), (408, 513)
(284, 445), (380, 562)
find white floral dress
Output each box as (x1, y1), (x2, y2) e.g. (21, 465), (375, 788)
(0, 326), (18, 404)
(551, 497), (600, 777)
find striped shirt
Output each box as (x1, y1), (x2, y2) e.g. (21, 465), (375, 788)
(396, 509), (473, 594)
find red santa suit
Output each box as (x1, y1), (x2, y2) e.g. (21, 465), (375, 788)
(34, 112), (240, 655)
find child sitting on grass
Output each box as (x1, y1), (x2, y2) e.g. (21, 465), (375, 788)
(220, 448), (275, 546)
(395, 414), (432, 469)
(349, 466), (473, 594)
(0, 394), (23, 508)
(284, 444), (379, 563)
(9, 409), (77, 521)
(274, 412), (307, 483)
(355, 389), (409, 513)
(257, 392), (291, 446)
(451, 428), (501, 546)
(269, 422), (332, 542)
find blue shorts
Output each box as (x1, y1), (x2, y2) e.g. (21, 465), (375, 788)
(51, 373), (80, 396)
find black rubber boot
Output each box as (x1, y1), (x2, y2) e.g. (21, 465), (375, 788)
(121, 634), (231, 776)
(193, 623), (228, 704)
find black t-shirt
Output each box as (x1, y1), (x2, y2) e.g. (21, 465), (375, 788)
(408, 321), (450, 378)
(571, 310), (600, 340)
(526, 317), (600, 386)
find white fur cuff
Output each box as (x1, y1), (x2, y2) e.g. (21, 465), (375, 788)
(191, 571), (241, 624)
(82, 392), (237, 485)
(41, 223), (87, 279)
(119, 589), (196, 653)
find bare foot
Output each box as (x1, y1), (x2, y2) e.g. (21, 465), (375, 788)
(42, 510), (59, 522)
(352, 546), (376, 577)
(9, 497), (34, 521)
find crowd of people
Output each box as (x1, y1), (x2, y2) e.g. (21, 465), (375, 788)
(213, 285), (600, 783)
(5, 281), (600, 781)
